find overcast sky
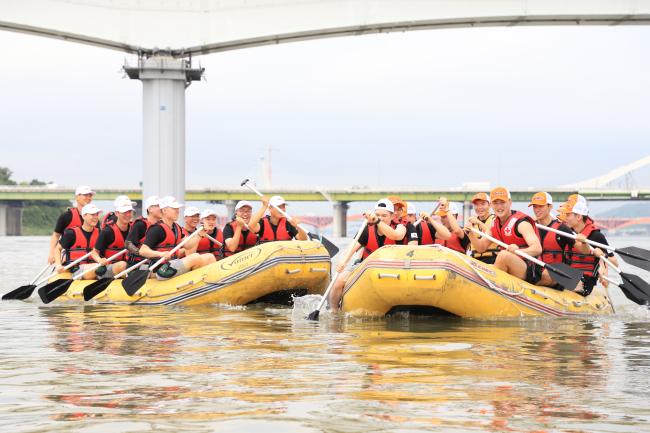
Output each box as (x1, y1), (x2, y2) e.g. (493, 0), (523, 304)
(1, 25), (650, 196)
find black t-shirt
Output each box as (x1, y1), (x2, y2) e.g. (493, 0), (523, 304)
(59, 226), (95, 250)
(143, 224), (184, 249)
(404, 222), (419, 243)
(357, 225), (381, 248)
(257, 216), (299, 239)
(416, 221), (438, 244)
(539, 221), (575, 251)
(458, 234), (471, 250)
(54, 209), (76, 234)
(94, 224), (130, 256)
(588, 230), (614, 258)
(126, 219), (148, 246)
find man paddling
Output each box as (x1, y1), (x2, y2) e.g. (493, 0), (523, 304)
(434, 201), (470, 254)
(90, 197), (135, 278)
(223, 200), (258, 257)
(388, 196), (418, 245)
(138, 196), (215, 279)
(328, 199), (407, 311)
(528, 192), (575, 288)
(249, 195), (308, 242)
(467, 192), (500, 264)
(102, 195), (136, 227)
(54, 203), (101, 280)
(48, 185), (95, 264)
(193, 209), (224, 260)
(465, 187), (543, 284)
(412, 200), (451, 246)
(182, 206), (201, 236)
(125, 196), (162, 267)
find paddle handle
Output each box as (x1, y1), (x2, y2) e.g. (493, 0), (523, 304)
(113, 259), (150, 279)
(149, 225), (204, 272)
(468, 227), (545, 267)
(30, 263), (53, 285)
(242, 181), (310, 235)
(34, 251), (94, 286)
(313, 219), (368, 313)
(73, 249), (128, 281)
(535, 223), (614, 252)
(205, 233), (223, 247)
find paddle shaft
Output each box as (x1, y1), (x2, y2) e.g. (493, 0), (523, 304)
(468, 227), (545, 267)
(72, 249), (128, 281)
(148, 225), (204, 272)
(34, 251), (94, 287)
(205, 233), (223, 247)
(313, 219), (368, 314)
(30, 263), (52, 285)
(535, 223), (614, 253)
(113, 259), (150, 279)
(243, 182), (310, 236)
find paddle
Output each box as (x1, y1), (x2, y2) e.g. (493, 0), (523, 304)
(602, 275), (650, 306)
(599, 254), (650, 305)
(307, 219), (368, 321)
(38, 249), (127, 304)
(4, 252), (92, 301)
(241, 179), (340, 257)
(205, 233), (223, 247)
(121, 226), (204, 296)
(534, 223), (650, 271)
(83, 259), (151, 301)
(468, 228), (584, 290)
(2, 263), (52, 301)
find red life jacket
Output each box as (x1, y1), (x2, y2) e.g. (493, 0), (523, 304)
(362, 223), (399, 260)
(103, 222), (130, 259)
(65, 226), (99, 265)
(566, 222), (599, 278)
(102, 212), (117, 228)
(539, 219), (568, 264)
(435, 233), (467, 253)
(197, 228), (224, 259)
(224, 222), (258, 257)
(152, 222), (183, 258)
(259, 217), (292, 242)
(65, 207), (83, 231)
(129, 217), (153, 264)
(418, 221), (435, 245)
(491, 211), (539, 250)
(182, 227), (196, 238)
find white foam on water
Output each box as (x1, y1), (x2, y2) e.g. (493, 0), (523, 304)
(291, 294), (323, 321)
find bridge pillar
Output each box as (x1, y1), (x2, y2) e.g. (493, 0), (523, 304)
(125, 54), (204, 204)
(224, 200), (237, 218)
(332, 201), (349, 237)
(0, 201), (24, 236)
(462, 200), (471, 224)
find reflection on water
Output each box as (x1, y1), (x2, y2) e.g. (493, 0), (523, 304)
(1, 237), (650, 432)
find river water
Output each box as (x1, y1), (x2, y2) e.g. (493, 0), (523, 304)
(1, 236), (650, 432)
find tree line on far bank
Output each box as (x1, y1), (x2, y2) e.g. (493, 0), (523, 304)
(1, 167), (68, 235)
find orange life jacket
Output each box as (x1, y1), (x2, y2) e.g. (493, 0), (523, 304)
(566, 222), (599, 278)
(435, 233), (467, 253)
(224, 222), (258, 257)
(152, 222), (183, 258)
(64, 226), (99, 265)
(362, 223), (400, 260)
(539, 219), (569, 264)
(197, 228), (224, 260)
(103, 221), (130, 259)
(491, 211), (539, 250)
(259, 216), (292, 242)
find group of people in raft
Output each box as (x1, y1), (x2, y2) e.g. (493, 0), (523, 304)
(47, 185), (614, 305)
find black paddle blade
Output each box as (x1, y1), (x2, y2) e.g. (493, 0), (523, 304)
(38, 279), (73, 304)
(83, 278), (113, 301)
(546, 263), (584, 291)
(617, 280), (650, 306)
(617, 247), (650, 272)
(2, 284), (37, 301)
(121, 270), (150, 296)
(306, 309), (320, 321)
(620, 273), (650, 299)
(308, 232), (340, 257)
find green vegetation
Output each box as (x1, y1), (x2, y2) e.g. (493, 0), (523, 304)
(1, 167), (67, 235)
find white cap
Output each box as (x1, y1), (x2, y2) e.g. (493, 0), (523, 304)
(159, 196), (184, 209)
(269, 195), (286, 207)
(200, 209), (217, 219)
(235, 200), (253, 211)
(144, 195), (160, 211)
(75, 185), (95, 196)
(114, 197), (135, 213)
(406, 202), (417, 215)
(568, 201), (589, 216)
(374, 198), (394, 213)
(113, 195), (137, 208)
(448, 202), (460, 215)
(81, 203), (101, 215)
(183, 206), (200, 217)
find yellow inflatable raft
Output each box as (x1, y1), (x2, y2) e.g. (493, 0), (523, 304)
(341, 245), (614, 318)
(51, 241), (331, 306)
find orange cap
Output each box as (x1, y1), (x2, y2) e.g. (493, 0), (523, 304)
(528, 192), (553, 207)
(490, 187), (511, 203)
(387, 195), (407, 210)
(471, 192), (490, 203)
